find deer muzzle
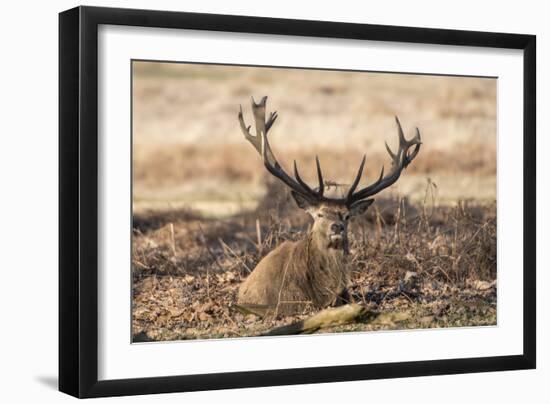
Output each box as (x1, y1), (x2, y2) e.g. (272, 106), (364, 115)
(328, 223), (346, 249)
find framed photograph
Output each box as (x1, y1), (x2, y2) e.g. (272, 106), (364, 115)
(59, 6), (536, 398)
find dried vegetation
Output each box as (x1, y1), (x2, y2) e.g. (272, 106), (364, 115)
(132, 180), (496, 341)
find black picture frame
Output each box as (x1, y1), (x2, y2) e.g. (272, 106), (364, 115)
(59, 5), (536, 398)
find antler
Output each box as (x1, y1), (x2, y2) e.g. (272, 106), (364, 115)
(238, 96), (325, 201)
(346, 116), (421, 205)
(238, 97), (421, 206)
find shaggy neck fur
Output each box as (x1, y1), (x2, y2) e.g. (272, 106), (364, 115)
(304, 232), (349, 307)
(236, 230), (351, 315)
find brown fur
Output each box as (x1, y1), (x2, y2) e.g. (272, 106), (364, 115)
(237, 234), (349, 315)
(237, 192), (370, 315)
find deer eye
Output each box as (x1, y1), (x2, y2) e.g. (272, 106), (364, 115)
(317, 213), (324, 218)
(343, 213), (350, 221)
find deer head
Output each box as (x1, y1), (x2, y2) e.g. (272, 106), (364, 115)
(238, 96), (421, 254)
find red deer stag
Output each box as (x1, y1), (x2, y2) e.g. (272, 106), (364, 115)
(237, 96), (421, 315)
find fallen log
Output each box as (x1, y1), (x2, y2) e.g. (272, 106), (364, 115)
(263, 303), (367, 336)
(262, 304), (412, 336)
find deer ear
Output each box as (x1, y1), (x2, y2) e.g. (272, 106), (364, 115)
(349, 199), (374, 217)
(290, 191), (317, 214)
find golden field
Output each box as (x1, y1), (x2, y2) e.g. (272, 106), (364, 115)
(133, 62), (496, 215)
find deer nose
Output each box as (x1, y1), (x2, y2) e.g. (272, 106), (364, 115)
(331, 223), (344, 234)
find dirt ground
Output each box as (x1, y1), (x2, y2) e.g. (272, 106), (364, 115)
(131, 62), (497, 342)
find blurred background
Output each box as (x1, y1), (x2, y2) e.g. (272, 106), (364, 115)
(132, 61), (496, 217)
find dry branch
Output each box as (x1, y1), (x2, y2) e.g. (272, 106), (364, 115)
(263, 304), (367, 336)
(262, 304), (414, 336)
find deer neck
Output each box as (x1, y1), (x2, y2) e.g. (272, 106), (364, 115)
(304, 232), (349, 307)
(306, 232), (348, 267)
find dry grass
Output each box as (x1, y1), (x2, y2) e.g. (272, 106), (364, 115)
(132, 180), (496, 341)
(133, 142), (496, 214)
(132, 62), (497, 210)
(134, 142), (496, 186)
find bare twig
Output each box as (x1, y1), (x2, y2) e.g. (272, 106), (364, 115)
(218, 237), (253, 273)
(274, 256), (292, 317)
(169, 222), (176, 256)
(197, 224), (224, 272)
(255, 218), (262, 254)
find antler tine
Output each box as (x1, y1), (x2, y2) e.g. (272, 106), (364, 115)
(239, 97), (279, 167)
(292, 156), (325, 197)
(403, 127), (422, 167)
(395, 116), (407, 148)
(266, 111), (278, 133)
(293, 160), (317, 195)
(251, 96), (268, 138)
(385, 141), (399, 166)
(346, 155), (366, 200)
(239, 96), (321, 201)
(347, 117), (421, 205)
(315, 156), (324, 197)
(238, 104), (257, 150)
